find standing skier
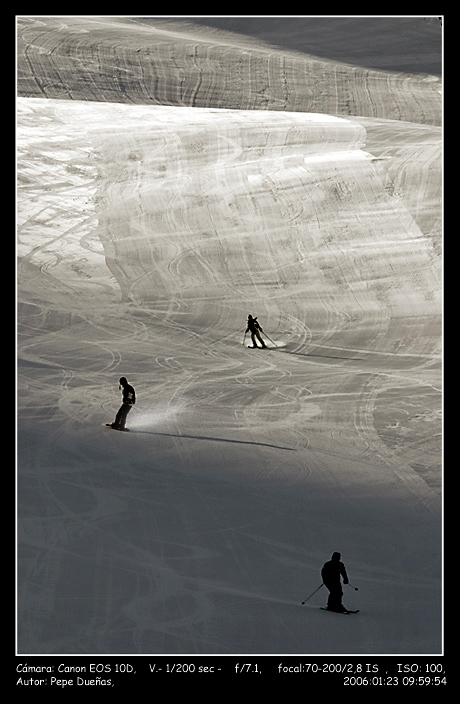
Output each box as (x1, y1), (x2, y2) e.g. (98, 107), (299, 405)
(107, 377), (136, 431)
(321, 552), (349, 612)
(246, 314), (267, 348)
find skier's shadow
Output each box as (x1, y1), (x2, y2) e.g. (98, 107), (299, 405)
(131, 430), (296, 451)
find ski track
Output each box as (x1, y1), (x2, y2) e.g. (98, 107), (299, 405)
(17, 17), (442, 655)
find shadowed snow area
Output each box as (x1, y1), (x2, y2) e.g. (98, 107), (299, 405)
(17, 16), (442, 655)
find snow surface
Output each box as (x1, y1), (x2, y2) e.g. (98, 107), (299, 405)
(17, 17), (442, 655)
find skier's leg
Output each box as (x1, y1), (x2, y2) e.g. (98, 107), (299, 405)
(256, 330), (266, 347)
(327, 585), (345, 611)
(113, 404), (124, 429)
(119, 404), (131, 430)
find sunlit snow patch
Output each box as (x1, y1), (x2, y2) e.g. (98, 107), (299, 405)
(129, 401), (186, 430)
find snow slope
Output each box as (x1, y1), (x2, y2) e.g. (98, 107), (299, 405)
(17, 17), (442, 655)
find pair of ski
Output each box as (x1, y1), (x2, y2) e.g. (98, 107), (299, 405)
(320, 607), (359, 615)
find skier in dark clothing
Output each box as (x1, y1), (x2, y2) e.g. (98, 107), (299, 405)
(107, 377), (136, 431)
(321, 552), (349, 612)
(246, 314), (267, 348)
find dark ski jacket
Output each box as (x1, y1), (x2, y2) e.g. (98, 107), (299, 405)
(246, 316), (262, 333)
(121, 384), (136, 406)
(321, 558), (349, 588)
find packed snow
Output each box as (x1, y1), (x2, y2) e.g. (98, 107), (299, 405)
(17, 16), (442, 656)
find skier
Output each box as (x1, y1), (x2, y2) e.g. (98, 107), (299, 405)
(321, 552), (349, 612)
(245, 314), (267, 348)
(107, 377), (136, 431)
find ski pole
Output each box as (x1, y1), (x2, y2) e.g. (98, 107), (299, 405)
(346, 583), (359, 591)
(242, 331), (247, 345)
(301, 583), (324, 605)
(262, 331), (277, 347)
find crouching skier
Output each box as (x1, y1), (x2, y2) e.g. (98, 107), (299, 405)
(321, 552), (349, 612)
(107, 377), (136, 431)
